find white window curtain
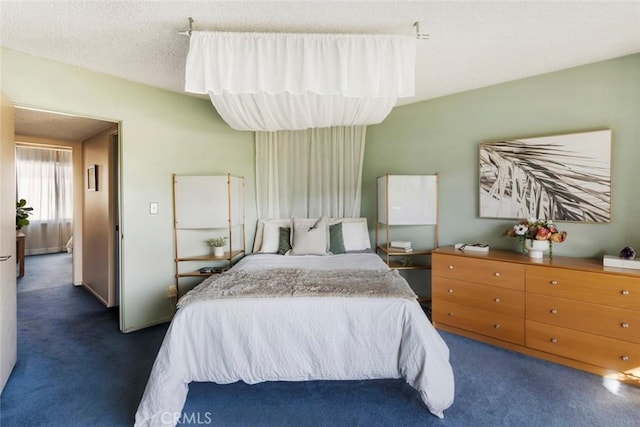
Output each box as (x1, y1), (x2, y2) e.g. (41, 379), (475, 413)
(186, 31), (415, 131)
(256, 126), (366, 219)
(16, 146), (73, 255)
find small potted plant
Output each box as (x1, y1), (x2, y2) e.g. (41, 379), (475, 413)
(206, 236), (228, 257)
(16, 198), (33, 231)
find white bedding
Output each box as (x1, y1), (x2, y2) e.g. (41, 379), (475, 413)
(134, 253), (454, 426)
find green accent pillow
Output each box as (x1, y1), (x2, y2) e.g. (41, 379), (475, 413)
(329, 222), (346, 254)
(278, 227), (292, 255)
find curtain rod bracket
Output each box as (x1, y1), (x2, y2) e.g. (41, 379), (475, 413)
(179, 17), (194, 37)
(414, 21), (429, 40)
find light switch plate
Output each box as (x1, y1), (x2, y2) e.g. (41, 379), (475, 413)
(150, 202), (158, 215)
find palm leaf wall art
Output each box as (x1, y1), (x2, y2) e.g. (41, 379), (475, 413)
(479, 130), (611, 222)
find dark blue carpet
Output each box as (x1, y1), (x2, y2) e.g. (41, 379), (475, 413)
(1, 254), (639, 426)
(17, 252), (72, 293)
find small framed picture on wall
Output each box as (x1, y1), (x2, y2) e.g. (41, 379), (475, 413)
(87, 165), (98, 191)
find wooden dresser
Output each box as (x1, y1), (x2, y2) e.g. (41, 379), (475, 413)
(432, 246), (640, 386)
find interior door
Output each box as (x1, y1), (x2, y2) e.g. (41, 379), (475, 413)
(0, 91), (17, 393)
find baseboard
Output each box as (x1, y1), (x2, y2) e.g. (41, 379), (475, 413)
(80, 283), (108, 307)
(121, 316), (171, 334)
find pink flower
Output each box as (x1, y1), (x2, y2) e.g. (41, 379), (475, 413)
(535, 228), (551, 240)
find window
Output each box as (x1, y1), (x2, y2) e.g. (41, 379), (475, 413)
(15, 144), (73, 254)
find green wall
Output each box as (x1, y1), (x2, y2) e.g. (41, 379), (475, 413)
(1, 49), (256, 332)
(364, 53), (640, 266)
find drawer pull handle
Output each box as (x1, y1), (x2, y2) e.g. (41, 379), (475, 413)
(448, 289), (454, 294)
(447, 312), (454, 317)
(494, 298), (501, 303)
(550, 338), (558, 344)
(621, 322), (629, 328)
(621, 355), (629, 361)
(550, 280), (558, 285)
(621, 290), (629, 296)
(550, 309), (558, 315)
(494, 324), (501, 329)
(448, 265), (454, 270)
(494, 272), (501, 277)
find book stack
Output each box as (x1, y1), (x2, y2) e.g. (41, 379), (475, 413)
(390, 240), (413, 252)
(603, 255), (640, 270)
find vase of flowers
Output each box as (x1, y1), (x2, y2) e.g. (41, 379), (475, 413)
(506, 218), (567, 259)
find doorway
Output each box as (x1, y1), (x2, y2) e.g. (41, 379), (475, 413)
(13, 106), (121, 311)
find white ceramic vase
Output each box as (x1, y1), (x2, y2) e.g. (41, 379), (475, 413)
(213, 246), (225, 257)
(525, 239), (549, 259)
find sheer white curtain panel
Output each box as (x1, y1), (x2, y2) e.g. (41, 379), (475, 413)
(16, 146), (73, 255)
(186, 31), (415, 131)
(256, 126), (366, 219)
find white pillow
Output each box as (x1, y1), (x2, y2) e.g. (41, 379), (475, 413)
(259, 223), (281, 253)
(290, 216), (329, 255)
(341, 220), (371, 251)
(256, 218), (291, 253)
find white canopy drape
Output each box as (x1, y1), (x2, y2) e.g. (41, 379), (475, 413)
(185, 31), (416, 131)
(256, 126), (366, 219)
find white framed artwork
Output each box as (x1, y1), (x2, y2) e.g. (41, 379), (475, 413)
(479, 129), (612, 223)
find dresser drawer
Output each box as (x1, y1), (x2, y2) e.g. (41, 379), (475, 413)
(527, 294), (640, 344)
(526, 265), (640, 309)
(433, 254), (524, 291)
(433, 277), (524, 318)
(526, 320), (640, 377)
(434, 300), (524, 345)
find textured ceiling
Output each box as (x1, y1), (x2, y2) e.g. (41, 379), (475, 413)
(2, 0), (640, 111)
(14, 108), (116, 143)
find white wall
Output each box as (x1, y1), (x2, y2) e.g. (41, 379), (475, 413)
(1, 49), (256, 332)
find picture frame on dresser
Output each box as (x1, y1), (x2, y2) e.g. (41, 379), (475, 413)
(478, 129), (612, 223)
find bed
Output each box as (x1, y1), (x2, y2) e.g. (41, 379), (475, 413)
(134, 217), (454, 426)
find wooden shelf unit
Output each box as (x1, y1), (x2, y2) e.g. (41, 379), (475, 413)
(375, 174), (439, 300)
(377, 246), (434, 269)
(173, 174), (245, 297)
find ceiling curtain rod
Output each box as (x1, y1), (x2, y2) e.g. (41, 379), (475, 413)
(178, 17), (429, 40)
